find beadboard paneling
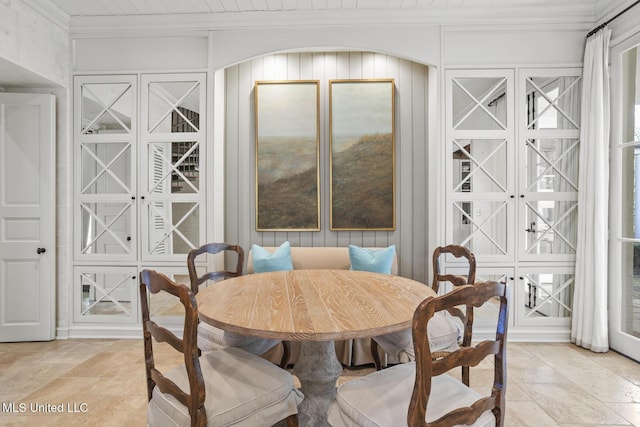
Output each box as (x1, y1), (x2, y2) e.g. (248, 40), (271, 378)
(224, 52), (429, 282)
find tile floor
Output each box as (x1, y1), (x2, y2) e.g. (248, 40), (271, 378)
(0, 339), (639, 426)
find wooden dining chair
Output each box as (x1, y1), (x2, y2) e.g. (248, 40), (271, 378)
(186, 243), (290, 368)
(370, 245), (476, 372)
(328, 281), (509, 427)
(431, 244), (477, 293)
(187, 242), (244, 294)
(140, 269), (302, 427)
(431, 244), (476, 385)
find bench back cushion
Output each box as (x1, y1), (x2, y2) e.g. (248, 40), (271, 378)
(247, 246), (398, 275)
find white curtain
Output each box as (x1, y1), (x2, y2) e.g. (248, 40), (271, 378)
(571, 27), (611, 352)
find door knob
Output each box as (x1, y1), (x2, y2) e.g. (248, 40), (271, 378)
(37, 247), (46, 254)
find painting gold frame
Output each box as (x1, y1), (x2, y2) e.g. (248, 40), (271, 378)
(254, 80), (320, 231)
(329, 79), (396, 231)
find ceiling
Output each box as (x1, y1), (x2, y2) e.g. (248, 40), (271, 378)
(39, 0), (616, 18)
(2, 0), (631, 88)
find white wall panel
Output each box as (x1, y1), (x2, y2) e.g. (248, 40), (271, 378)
(73, 37), (208, 72)
(0, 1), (69, 87)
(444, 28), (585, 67)
(209, 26), (440, 71)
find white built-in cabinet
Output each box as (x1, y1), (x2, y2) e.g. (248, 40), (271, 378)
(72, 73), (206, 328)
(444, 68), (581, 339)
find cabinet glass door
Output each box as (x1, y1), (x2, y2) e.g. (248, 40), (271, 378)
(516, 267), (574, 328)
(140, 74), (206, 261)
(80, 82), (133, 135)
(522, 137), (579, 257)
(519, 70), (581, 262)
(75, 76), (137, 261)
(446, 70), (515, 262)
(74, 266), (138, 324)
(143, 267), (191, 329)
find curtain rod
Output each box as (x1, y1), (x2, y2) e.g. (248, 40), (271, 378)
(586, 0), (640, 38)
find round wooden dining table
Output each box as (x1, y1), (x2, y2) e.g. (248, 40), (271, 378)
(195, 269), (435, 427)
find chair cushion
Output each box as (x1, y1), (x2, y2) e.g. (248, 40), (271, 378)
(327, 362), (495, 427)
(349, 245), (396, 274)
(373, 311), (462, 363)
(428, 311), (462, 352)
(198, 322), (280, 355)
(147, 346), (303, 427)
(251, 241), (294, 273)
(371, 330), (413, 361)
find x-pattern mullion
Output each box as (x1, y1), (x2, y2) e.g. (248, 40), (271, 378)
(80, 273), (132, 316)
(525, 275), (573, 317)
(454, 202), (507, 254)
(82, 84), (132, 134)
(525, 139), (579, 192)
(157, 142), (199, 192)
(452, 139), (507, 192)
(80, 203), (131, 254)
(169, 142), (200, 192)
(525, 202), (577, 252)
(453, 78), (507, 130)
(526, 77), (580, 130)
(81, 143), (131, 194)
(147, 143), (199, 194)
(148, 82), (199, 133)
(147, 201), (198, 254)
(171, 101), (199, 131)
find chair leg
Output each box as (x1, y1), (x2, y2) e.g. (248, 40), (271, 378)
(285, 414), (298, 427)
(280, 340), (291, 369)
(370, 339), (383, 371)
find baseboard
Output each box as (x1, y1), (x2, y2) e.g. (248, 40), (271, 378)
(55, 327), (70, 339)
(58, 324), (569, 342)
(474, 327), (571, 342)
(63, 323), (183, 339)
(66, 326), (142, 339)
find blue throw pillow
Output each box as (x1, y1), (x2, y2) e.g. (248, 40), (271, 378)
(252, 241), (294, 273)
(349, 245), (396, 274)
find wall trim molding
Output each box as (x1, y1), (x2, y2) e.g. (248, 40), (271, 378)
(66, 6), (597, 36)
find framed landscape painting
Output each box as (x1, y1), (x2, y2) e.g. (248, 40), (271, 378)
(255, 80), (320, 231)
(330, 79), (395, 230)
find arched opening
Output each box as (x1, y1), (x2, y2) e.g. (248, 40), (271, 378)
(213, 50), (435, 283)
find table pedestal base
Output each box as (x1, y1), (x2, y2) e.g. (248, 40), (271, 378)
(293, 341), (343, 427)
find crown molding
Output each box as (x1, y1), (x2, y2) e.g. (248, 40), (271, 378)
(67, 5), (597, 37)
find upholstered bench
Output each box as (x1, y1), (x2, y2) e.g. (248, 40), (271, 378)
(247, 246), (398, 367)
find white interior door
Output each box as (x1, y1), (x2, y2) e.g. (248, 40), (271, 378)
(0, 93), (56, 342)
